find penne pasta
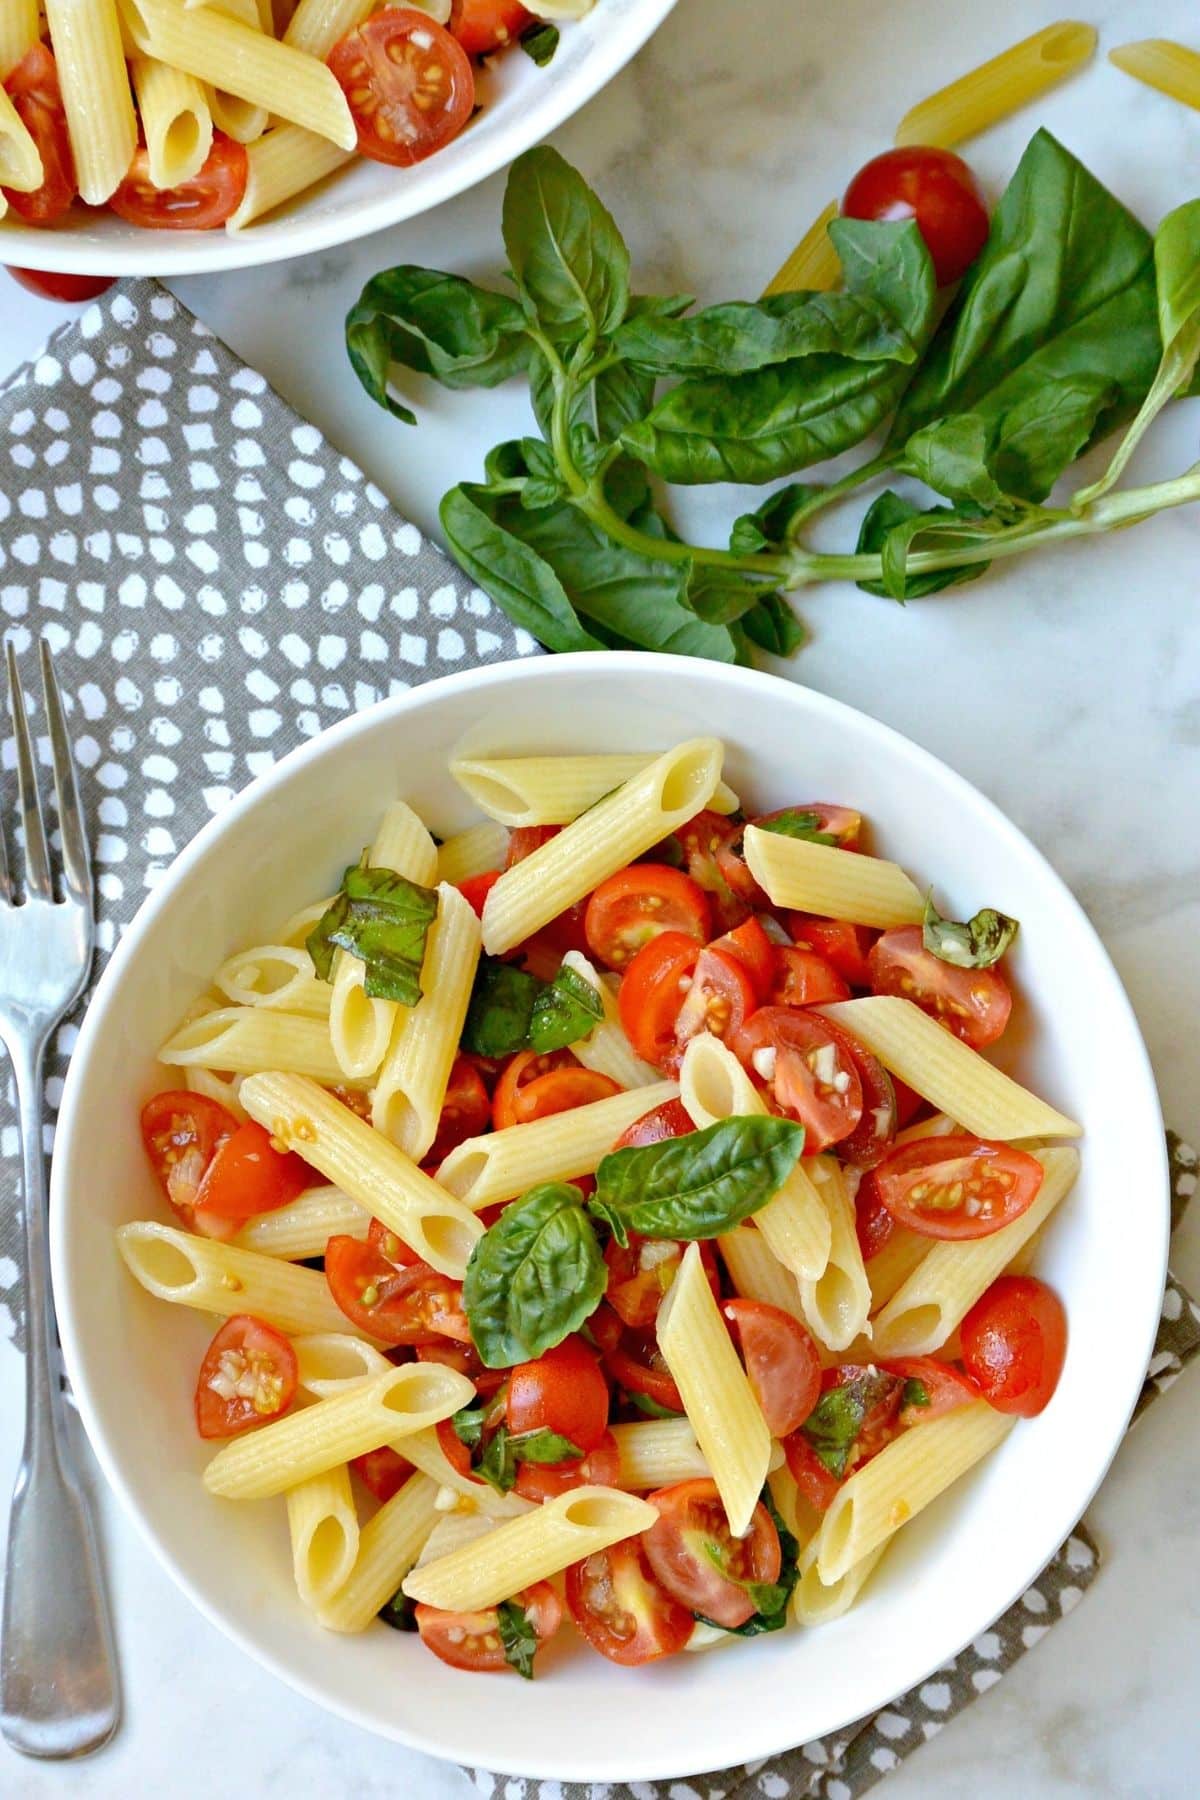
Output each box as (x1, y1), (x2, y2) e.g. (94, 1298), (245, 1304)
(761, 199), (840, 297)
(414, 1508), (504, 1570)
(183, 1064), (248, 1122)
(1109, 40), (1200, 116)
(798, 1157), (872, 1352)
(435, 820), (509, 888)
(238, 1072), (483, 1278)
(743, 825), (925, 929)
(610, 1418), (713, 1490)
(657, 1243), (771, 1538)
(283, 0), (374, 58)
(131, 57), (212, 189)
(232, 1186), (370, 1259)
(451, 753), (738, 830)
(402, 1487), (658, 1612)
(287, 1464), (359, 1611)
(279, 896), (337, 950)
(0, 85), (43, 191)
(318, 1471), (440, 1633)
(214, 944), (332, 1018)
(293, 1331), (393, 1398)
(819, 998), (1082, 1140)
(227, 122), (353, 229)
(159, 1006), (354, 1086)
(116, 1219), (357, 1337)
(865, 1224), (930, 1313)
(399, 1427), (533, 1520)
(481, 740), (724, 956)
(0, 2), (39, 80)
(895, 22), (1098, 149)
(793, 1535), (889, 1626)
(719, 1224), (808, 1325)
(561, 951), (662, 1089)
(46, 0), (138, 204)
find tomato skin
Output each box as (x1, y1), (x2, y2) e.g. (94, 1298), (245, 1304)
(960, 1275), (1067, 1416)
(855, 1183), (895, 1262)
(505, 825), (558, 867)
(862, 1135), (1044, 1240)
(3, 46), (76, 227)
(612, 1098), (695, 1150)
(835, 1033), (898, 1170)
(770, 945), (850, 1008)
(883, 1355), (981, 1427)
(328, 9), (475, 167)
(351, 1444), (414, 1502)
(324, 1235), (471, 1345)
(787, 915), (876, 988)
(8, 267), (115, 301)
(140, 1091), (238, 1234)
(722, 1299), (822, 1438)
(426, 1053), (490, 1164)
(604, 1234), (718, 1330)
(783, 1432), (844, 1512)
(506, 1336), (610, 1453)
(843, 146), (990, 286)
(457, 870), (501, 916)
(644, 1479), (781, 1629)
(492, 1052), (620, 1130)
(869, 925), (1012, 1049)
(600, 1316), (684, 1413)
(109, 138), (248, 230)
(416, 1580), (562, 1672)
(514, 1429), (621, 1502)
(673, 810), (751, 931)
(730, 1006), (864, 1152)
(757, 803), (862, 848)
(449, 0), (532, 54)
(618, 931), (701, 1072)
(586, 865), (711, 971)
(567, 1539), (692, 1665)
(713, 916), (776, 998)
(194, 1315), (297, 1439)
(192, 1119), (311, 1225)
(673, 944), (757, 1054)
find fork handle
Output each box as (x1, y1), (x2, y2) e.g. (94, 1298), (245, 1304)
(1, 1041), (120, 1759)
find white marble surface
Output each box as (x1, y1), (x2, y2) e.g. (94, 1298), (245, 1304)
(2, 0), (1200, 1793)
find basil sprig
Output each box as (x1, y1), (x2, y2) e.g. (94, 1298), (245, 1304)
(695, 1490), (800, 1638)
(589, 1116), (805, 1248)
(497, 1600), (540, 1679)
(463, 1183), (608, 1368)
(462, 958), (602, 1058)
(923, 894), (1019, 969)
(307, 858), (438, 1005)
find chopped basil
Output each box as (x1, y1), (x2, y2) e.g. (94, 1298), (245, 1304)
(476, 1424), (583, 1494)
(529, 964), (604, 1054)
(625, 1389), (685, 1420)
(497, 1599), (540, 1678)
(307, 857), (438, 1005)
(378, 1587), (418, 1631)
(654, 833), (686, 870)
(901, 1377), (931, 1412)
(590, 1115), (805, 1247)
(519, 21), (559, 67)
(451, 1398), (488, 1449)
(922, 893), (1019, 969)
(695, 1488), (800, 1638)
(756, 809), (840, 847)
(801, 1369), (901, 1477)
(462, 957), (543, 1056)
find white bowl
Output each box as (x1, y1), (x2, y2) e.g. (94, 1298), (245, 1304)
(51, 653), (1167, 1781)
(0, 0), (676, 277)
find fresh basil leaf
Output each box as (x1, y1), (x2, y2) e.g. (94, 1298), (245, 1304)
(613, 286), (918, 377)
(729, 483), (824, 554)
(519, 20), (558, 65)
(451, 1400), (487, 1450)
(529, 964), (604, 1054)
(590, 1116), (805, 1247)
(990, 373), (1119, 502)
(756, 809), (839, 846)
(685, 566), (778, 626)
(801, 1369), (901, 1477)
(346, 268), (531, 423)
(854, 491), (992, 601)
(440, 484), (606, 653)
(497, 1600), (539, 1679)
(625, 1389), (685, 1419)
(739, 592), (807, 658)
(306, 860), (438, 1004)
(477, 1425), (582, 1493)
(463, 1183), (608, 1367)
(694, 1488), (800, 1638)
(701, 1543), (788, 1618)
(891, 131), (1161, 500)
(378, 1588), (418, 1631)
(462, 957), (544, 1057)
(901, 415), (1023, 514)
(901, 1378), (931, 1411)
(923, 894), (1019, 968)
(502, 146), (630, 347)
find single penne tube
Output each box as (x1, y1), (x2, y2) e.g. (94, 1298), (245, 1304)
(610, 1418), (713, 1489)
(317, 1471), (440, 1633)
(798, 1158), (872, 1352)
(680, 1034), (830, 1279)
(46, 0), (138, 204)
(203, 1362), (474, 1500)
(865, 1224), (930, 1312)
(287, 1464), (359, 1611)
(761, 199), (840, 297)
(894, 1111), (961, 1145)
(399, 1427), (533, 1520)
(819, 998), (1082, 1140)
(283, 0), (373, 57)
(895, 22), (1098, 149)
(159, 1006), (354, 1086)
(743, 826), (924, 929)
(435, 820), (508, 887)
(1109, 39), (1200, 114)
(870, 1146), (1079, 1356)
(227, 122), (353, 229)
(184, 1064), (248, 1123)
(372, 884), (481, 1158)
(657, 1243), (771, 1538)
(118, 0), (357, 147)
(481, 739), (724, 955)
(0, 85), (43, 191)
(719, 1224), (808, 1325)
(402, 1487), (658, 1612)
(293, 1331), (393, 1398)
(232, 1186), (371, 1259)
(214, 944), (332, 1018)
(238, 1072), (483, 1278)
(414, 1508), (504, 1570)
(793, 1535), (889, 1626)
(815, 1402), (1014, 1584)
(450, 753), (738, 829)
(278, 895), (337, 950)
(0, 2), (39, 80)
(116, 1219), (354, 1337)
(436, 1082), (679, 1210)
(131, 57), (212, 188)
(561, 951), (662, 1089)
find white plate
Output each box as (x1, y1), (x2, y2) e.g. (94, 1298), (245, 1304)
(50, 653), (1167, 1781)
(0, 0), (676, 277)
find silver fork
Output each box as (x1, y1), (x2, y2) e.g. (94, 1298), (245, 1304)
(0, 639), (119, 1758)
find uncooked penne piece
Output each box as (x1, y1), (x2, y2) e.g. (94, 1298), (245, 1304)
(761, 199), (840, 297)
(184, 1065), (249, 1122)
(0, 2), (39, 80)
(743, 826), (924, 929)
(895, 23), (1098, 149)
(214, 944), (332, 1018)
(159, 1006), (354, 1086)
(0, 85), (43, 191)
(865, 1224), (930, 1313)
(283, 0), (373, 57)
(610, 1419), (712, 1490)
(287, 1465), (359, 1611)
(435, 820), (509, 887)
(116, 1219), (359, 1338)
(793, 1535), (889, 1626)
(318, 1471), (440, 1633)
(719, 1224), (809, 1326)
(798, 1157), (872, 1353)
(46, 0), (137, 204)
(1109, 39), (1200, 115)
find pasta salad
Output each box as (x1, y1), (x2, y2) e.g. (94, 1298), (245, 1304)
(119, 738), (1081, 1674)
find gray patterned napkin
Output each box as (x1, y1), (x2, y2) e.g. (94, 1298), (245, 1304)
(0, 281), (1195, 1798)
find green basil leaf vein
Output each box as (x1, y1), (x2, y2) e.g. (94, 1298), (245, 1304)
(306, 859), (438, 1005)
(463, 1183), (608, 1368)
(529, 964), (604, 1054)
(497, 1599), (540, 1678)
(590, 1116), (805, 1247)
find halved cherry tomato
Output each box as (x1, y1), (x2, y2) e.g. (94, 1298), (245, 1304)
(436, 1414), (491, 1484)
(883, 1355), (981, 1427)
(367, 1214), (421, 1268)
(869, 925), (1012, 1049)
(617, 931), (700, 1072)
(722, 1298), (822, 1438)
(3, 46), (75, 227)
(604, 1235), (719, 1330)
(7, 268), (115, 301)
(855, 1182), (895, 1261)
(600, 1316), (683, 1413)
(351, 1444), (414, 1502)
(109, 138), (248, 230)
(836, 1034), (898, 1170)
(426, 1053), (490, 1164)
(787, 915), (877, 988)
(514, 1429), (621, 1502)
(712, 916), (776, 998)
(449, 0), (532, 54)
(673, 944), (757, 1053)
(140, 1091), (237, 1234)
(192, 1120), (311, 1226)
(491, 1048), (571, 1130)
(730, 1006), (864, 1152)
(324, 1236), (471, 1344)
(507, 1336), (609, 1453)
(783, 1432), (843, 1513)
(328, 9), (475, 166)
(960, 1275), (1067, 1416)
(770, 945), (850, 1008)
(505, 825), (559, 867)
(416, 1580), (562, 1672)
(612, 1098), (695, 1150)
(457, 870), (501, 916)
(417, 1336), (506, 1398)
(843, 145), (989, 287)
(892, 1076), (928, 1128)
(862, 1135), (1044, 1240)
(756, 803), (862, 848)
(673, 810), (750, 930)
(644, 1478), (781, 1629)
(585, 865), (711, 971)
(194, 1314), (297, 1439)
(566, 1539), (692, 1665)
(492, 1050), (620, 1130)
(783, 1364), (905, 1509)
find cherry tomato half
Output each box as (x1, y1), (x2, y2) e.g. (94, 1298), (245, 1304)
(585, 865), (711, 971)
(673, 809), (751, 931)
(786, 915), (877, 989)
(712, 916), (777, 998)
(644, 1478), (781, 1629)
(324, 1235), (471, 1345)
(140, 1091), (238, 1234)
(842, 146), (990, 287)
(731, 1006), (864, 1152)
(506, 1336), (610, 1453)
(426, 1053), (490, 1165)
(869, 925), (1012, 1049)
(194, 1314), (297, 1439)
(618, 931), (702, 1072)
(673, 944), (757, 1056)
(192, 1119), (311, 1225)
(3, 45), (76, 227)
(449, 0), (532, 54)
(599, 1313), (684, 1413)
(769, 945), (850, 1009)
(855, 1182), (895, 1262)
(351, 1444), (414, 1503)
(7, 268), (115, 302)
(566, 1539), (692, 1665)
(862, 1135), (1044, 1240)
(836, 1034), (898, 1170)
(109, 138), (248, 230)
(513, 1429), (621, 1502)
(604, 1234), (719, 1331)
(722, 1298), (822, 1438)
(883, 1355), (981, 1427)
(612, 1098), (696, 1150)
(329, 9), (475, 167)
(416, 1580), (562, 1672)
(960, 1275), (1067, 1416)
(492, 1050), (620, 1130)
(457, 869), (501, 916)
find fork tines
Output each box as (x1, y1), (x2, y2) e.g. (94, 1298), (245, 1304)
(2, 639), (93, 909)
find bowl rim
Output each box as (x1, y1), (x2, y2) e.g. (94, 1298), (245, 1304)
(0, 0), (678, 277)
(50, 651), (1169, 1778)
